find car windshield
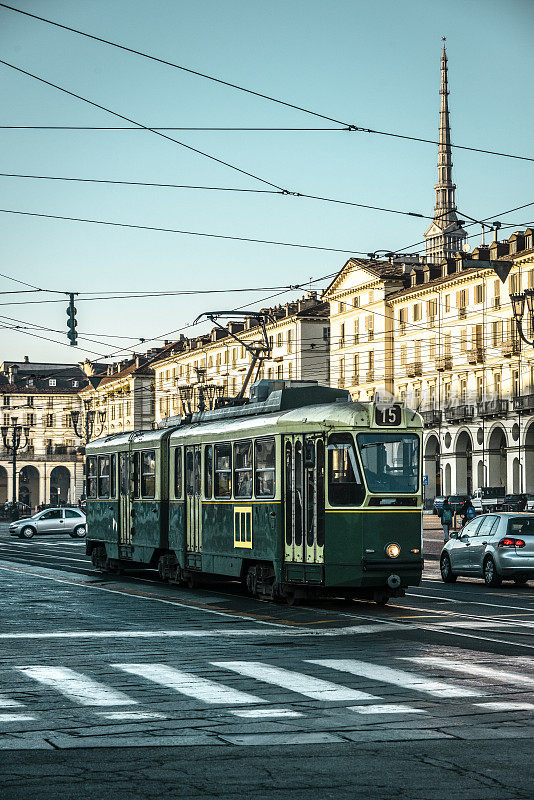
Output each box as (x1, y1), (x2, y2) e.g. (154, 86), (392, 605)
(356, 433), (419, 494)
(508, 517), (534, 536)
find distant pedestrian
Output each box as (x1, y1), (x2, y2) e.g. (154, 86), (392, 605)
(441, 498), (453, 542)
(518, 494), (527, 512)
(463, 498), (476, 525)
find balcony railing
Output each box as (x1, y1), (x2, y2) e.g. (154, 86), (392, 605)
(477, 399), (509, 418)
(406, 361), (423, 378)
(436, 355), (453, 372)
(366, 370), (374, 383)
(513, 394), (534, 413)
(458, 307), (467, 319)
(501, 338), (521, 357)
(467, 347), (485, 365)
(421, 410), (442, 428)
(444, 404), (474, 422)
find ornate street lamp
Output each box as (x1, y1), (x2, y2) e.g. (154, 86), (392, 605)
(1, 416), (30, 520)
(511, 289), (534, 346)
(70, 401), (106, 444)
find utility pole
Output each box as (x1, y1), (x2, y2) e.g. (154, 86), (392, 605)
(1, 416), (30, 520)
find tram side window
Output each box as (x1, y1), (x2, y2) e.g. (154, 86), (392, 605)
(328, 433), (365, 506)
(174, 448), (182, 499)
(141, 450), (156, 498)
(131, 451), (140, 498)
(255, 438), (275, 498)
(98, 455), (110, 498)
(110, 454), (116, 498)
(86, 456), (97, 498)
(215, 443), (232, 498)
(234, 440), (252, 498)
(204, 445), (213, 499)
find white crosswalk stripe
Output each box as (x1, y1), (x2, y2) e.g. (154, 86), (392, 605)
(113, 663), (267, 705)
(17, 666), (137, 706)
(0, 694), (24, 708)
(212, 661), (379, 701)
(348, 704), (426, 715)
(308, 659), (484, 698)
(403, 656), (534, 688)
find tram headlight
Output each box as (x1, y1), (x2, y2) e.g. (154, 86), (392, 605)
(386, 543), (401, 558)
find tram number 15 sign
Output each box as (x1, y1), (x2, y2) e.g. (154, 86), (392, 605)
(374, 404), (402, 427)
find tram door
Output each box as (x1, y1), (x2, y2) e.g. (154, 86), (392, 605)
(118, 451), (132, 545)
(284, 435), (325, 564)
(185, 445), (202, 553)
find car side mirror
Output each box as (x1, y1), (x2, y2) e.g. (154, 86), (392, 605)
(449, 531), (458, 539)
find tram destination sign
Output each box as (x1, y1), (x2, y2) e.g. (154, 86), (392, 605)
(374, 404), (402, 427)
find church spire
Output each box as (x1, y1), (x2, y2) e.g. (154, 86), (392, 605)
(424, 39), (466, 263)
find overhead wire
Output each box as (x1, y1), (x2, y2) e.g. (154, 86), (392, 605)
(1, 2), (532, 163)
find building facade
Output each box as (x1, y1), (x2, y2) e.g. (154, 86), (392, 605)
(152, 295), (329, 425)
(325, 232), (534, 500)
(0, 359), (85, 508)
(78, 355), (157, 440)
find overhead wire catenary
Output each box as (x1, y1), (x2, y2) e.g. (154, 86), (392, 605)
(1, 2), (532, 163)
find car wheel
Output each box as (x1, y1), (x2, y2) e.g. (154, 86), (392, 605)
(20, 526), (35, 539)
(440, 553), (457, 583)
(72, 525), (86, 538)
(484, 556), (502, 587)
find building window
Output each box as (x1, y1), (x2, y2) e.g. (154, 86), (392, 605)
(3, 396), (9, 407)
(512, 369), (520, 398)
(288, 362), (293, 379)
(510, 273), (520, 294)
(338, 358), (345, 387)
(45, 413), (54, 427)
(287, 330), (293, 353)
(491, 320), (502, 347)
(460, 328), (467, 351)
(366, 315), (374, 341)
(429, 337), (436, 360)
(444, 382), (451, 404)
(413, 303), (421, 322)
(399, 308), (406, 334)
(353, 354), (359, 384)
(353, 295), (360, 308)
(26, 397), (34, 407)
(459, 378), (467, 402)
(494, 372), (502, 398)
(339, 323), (345, 349)
(400, 344), (407, 366)
(25, 413), (35, 426)
(528, 270), (534, 290)
(353, 319), (359, 345)
(477, 376), (484, 401)
(276, 333), (283, 348)
(474, 284), (484, 304)
(444, 294), (451, 313)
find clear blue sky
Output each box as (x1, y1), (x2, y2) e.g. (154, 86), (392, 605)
(1, 0), (533, 364)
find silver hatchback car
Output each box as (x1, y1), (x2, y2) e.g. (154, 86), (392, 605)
(440, 513), (534, 587)
(9, 508), (86, 539)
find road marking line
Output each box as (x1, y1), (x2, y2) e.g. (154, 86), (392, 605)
(96, 711), (167, 720)
(473, 702), (534, 712)
(17, 667), (138, 706)
(0, 624), (399, 640)
(404, 656), (534, 687)
(0, 695), (24, 707)
(348, 704), (427, 715)
(0, 713), (36, 722)
(212, 661), (379, 701)
(113, 663), (267, 705)
(230, 708), (303, 718)
(308, 659), (483, 698)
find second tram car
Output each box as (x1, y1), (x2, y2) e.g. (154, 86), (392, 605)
(86, 380), (423, 604)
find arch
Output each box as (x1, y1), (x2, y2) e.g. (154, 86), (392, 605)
(19, 465), (39, 510)
(455, 430), (473, 495)
(0, 465), (7, 503)
(487, 425), (507, 489)
(476, 459), (484, 490)
(424, 434), (440, 501)
(524, 421), (534, 493)
(50, 466), (71, 505)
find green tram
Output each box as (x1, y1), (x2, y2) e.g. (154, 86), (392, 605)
(85, 381), (423, 604)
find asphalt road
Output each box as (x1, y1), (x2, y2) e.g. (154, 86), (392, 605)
(0, 523), (533, 800)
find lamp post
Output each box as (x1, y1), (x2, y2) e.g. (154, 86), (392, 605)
(70, 401), (106, 444)
(1, 416), (30, 520)
(511, 289), (534, 346)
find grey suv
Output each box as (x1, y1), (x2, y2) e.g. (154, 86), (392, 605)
(440, 513), (534, 586)
(9, 508), (86, 539)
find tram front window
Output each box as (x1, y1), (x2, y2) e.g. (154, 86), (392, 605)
(328, 434), (365, 506)
(357, 433), (419, 494)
